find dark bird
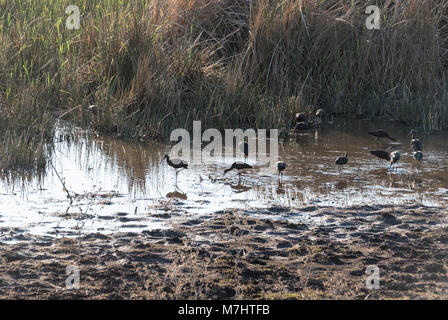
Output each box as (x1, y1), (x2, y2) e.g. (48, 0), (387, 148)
(390, 151), (400, 169)
(224, 162), (253, 176)
(413, 151), (423, 162)
(161, 155), (188, 176)
(370, 149), (391, 161)
(295, 112), (306, 123)
(369, 150), (400, 169)
(276, 161), (287, 178)
(368, 129), (396, 142)
(315, 109), (325, 119)
(408, 129), (423, 152)
(335, 152), (348, 173)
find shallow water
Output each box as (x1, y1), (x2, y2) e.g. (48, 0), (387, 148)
(0, 120), (447, 240)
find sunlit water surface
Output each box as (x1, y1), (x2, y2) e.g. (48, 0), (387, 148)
(0, 120), (447, 239)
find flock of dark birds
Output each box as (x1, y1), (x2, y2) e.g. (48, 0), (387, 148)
(161, 109), (425, 182)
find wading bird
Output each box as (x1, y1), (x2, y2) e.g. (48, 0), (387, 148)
(315, 109), (325, 120)
(369, 150), (400, 169)
(413, 151), (423, 162)
(368, 129), (396, 142)
(335, 152), (348, 173)
(296, 112), (306, 123)
(390, 151), (400, 169)
(369, 149), (391, 161)
(224, 162), (253, 177)
(276, 161), (287, 179)
(408, 129), (423, 152)
(161, 155), (188, 177)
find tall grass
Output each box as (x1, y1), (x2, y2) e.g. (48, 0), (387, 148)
(0, 0), (447, 170)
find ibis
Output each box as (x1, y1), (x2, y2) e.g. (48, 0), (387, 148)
(224, 162), (253, 176)
(408, 129), (423, 152)
(161, 155), (188, 176)
(276, 161), (287, 179)
(335, 152), (348, 173)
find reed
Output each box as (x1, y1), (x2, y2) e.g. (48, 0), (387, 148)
(0, 0), (447, 169)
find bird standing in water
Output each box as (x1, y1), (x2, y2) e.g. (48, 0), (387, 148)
(408, 129), (423, 152)
(315, 109), (325, 126)
(369, 150), (391, 161)
(413, 151), (423, 162)
(389, 151), (400, 169)
(161, 155), (188, 177)
(368, 129), (396, 142)
(276, 161), (287, 179)
(335, 152), (348, 173)
(369, 150), (400, 170)
(295, 112), (306, 123)
(224, 162), (253, 177)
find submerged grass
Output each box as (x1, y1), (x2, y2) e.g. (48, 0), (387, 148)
(0, 0), (447, 170)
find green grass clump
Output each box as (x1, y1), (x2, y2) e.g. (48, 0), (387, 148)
(0, 0), (447, 170)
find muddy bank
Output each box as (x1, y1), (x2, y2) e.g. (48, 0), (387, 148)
(0, 204), (446, 299)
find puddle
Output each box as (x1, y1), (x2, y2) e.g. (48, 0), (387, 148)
(0, 120), (447, 240)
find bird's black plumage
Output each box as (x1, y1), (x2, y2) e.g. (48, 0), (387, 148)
(369, 150), (400, 168)
(276, 161), (287, 177)
(335, 153), (348, 165)
(224, 162), (253, 174)
(369, 150), (391, 161)
(315, 109), (325, 118)
(413, 151), (423, 162)
(390, 151), (400, 167)
(409, 129), (423, 152)
(162, 155), (188, 170)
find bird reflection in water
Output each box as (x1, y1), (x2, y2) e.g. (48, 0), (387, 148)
(276, 180), (285, 195)
(226, 181), (252, 193)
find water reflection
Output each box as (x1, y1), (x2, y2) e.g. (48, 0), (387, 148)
(0, 120), (447, 239)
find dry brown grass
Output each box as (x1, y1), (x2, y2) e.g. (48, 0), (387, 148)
(1, 0), (447, 170)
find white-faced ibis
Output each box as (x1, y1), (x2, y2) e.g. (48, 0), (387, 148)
(369, 149), (391, 161)
(276, 161), (287, 178)
(161, 155), (188, 176)
(315, 109), (325, 119)
(224, 162), (253, 176)
(413, 151), (423, 162)
(368, 129), (396, 142)
(335, 152), (348, 173)
(408, 129), (423, 152)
